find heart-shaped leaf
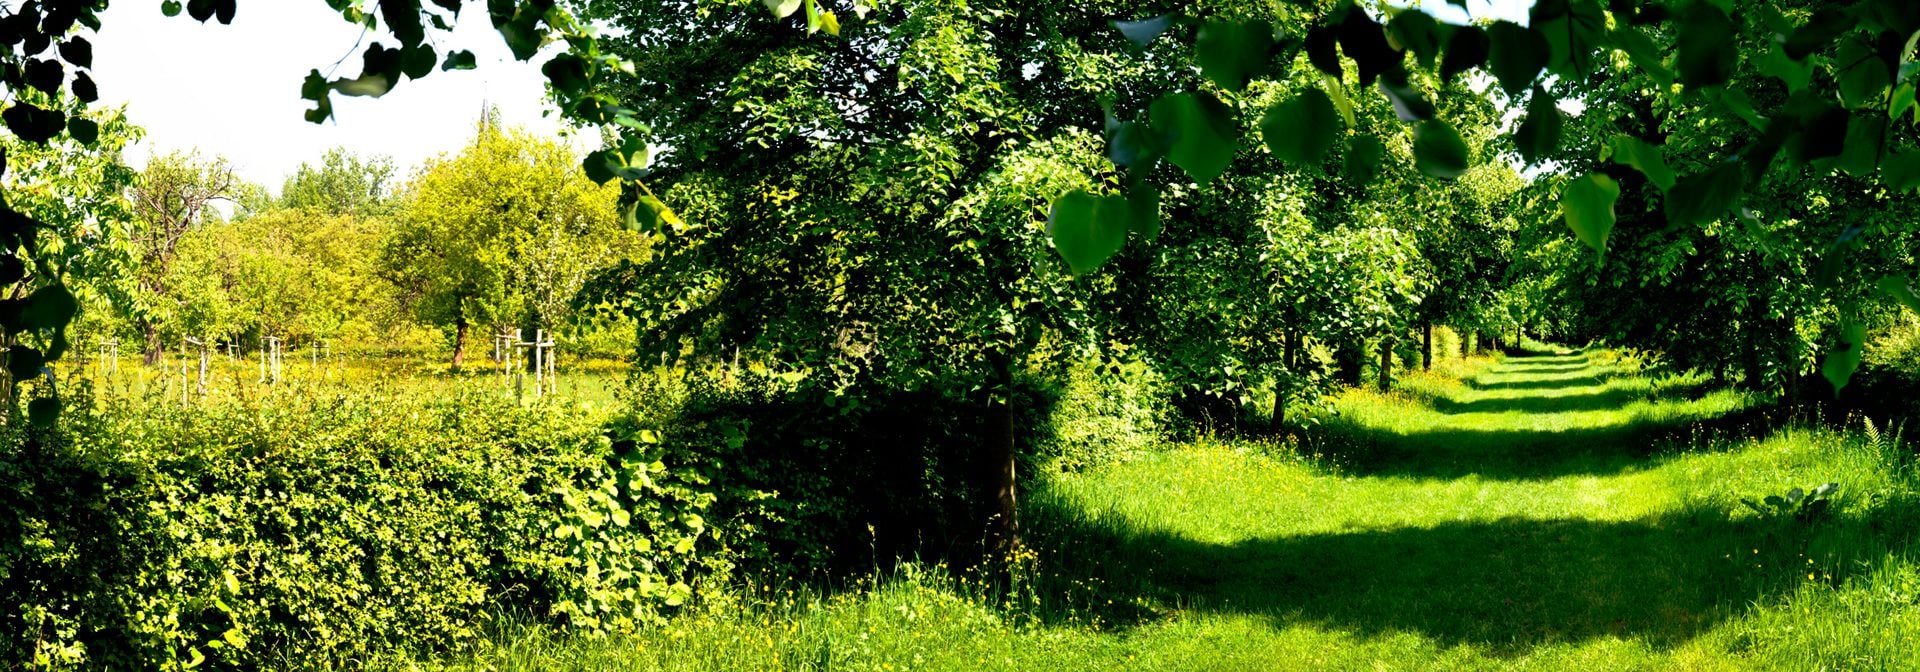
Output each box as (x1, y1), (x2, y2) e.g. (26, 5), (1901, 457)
(1262, 89), (1341, 168)
(1149, 92), (1238, 185)
(1049, 189), (1129, 274)
(1561, 173), (1619, 253)
(1413, 119), (1470, 179)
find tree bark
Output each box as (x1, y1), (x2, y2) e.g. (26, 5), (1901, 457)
(984, 354), (1019, 557)
(1272, 330), (1294, 435)
(1422, 322), (1433, 370)
(1378, 338), (1394, 392)
(142, 321), (163, 367)
(451, 317), (469, 370)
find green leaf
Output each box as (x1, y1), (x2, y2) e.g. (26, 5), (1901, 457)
(332, 74), (393, 98)
(1335, 10), (1399, 86)
(1148, 92), (1237, 185)
(1413, 119), (1469, 179)
(402, 44), (437, 80)
(499, 11), (543, 61)
(379, 0), (425, 47)
(1882, 151), (1920, 191)
(1486, 21), (1547, 95)
(1533, 0), (1606, 77)
(1048, 189), (1129, 274)
(1835, 39), (1892, 111)
(1440, 26), (1489, 85)
(1822, 319), (1866, 394)
(442, 49), (478, 71)
(763, 0), (802, 18)
(67, 117), (98, 146)
(1345, 135), (1386, 185)
(1387, 10), (1443, 69)
(162, 0), (182, 17)
(543, 53), (591, 95)
(1113, 15), (1176, 48)
(20, 283), (77, 330)
(27, 397), (59, 427)
(58, 37), (92, 68)
(583, 149), (618, 184)
(1514, 88), (1562, 165)
(1127, 184), (1161, 243)
(1306, 27), (1342, 78)
(1890, 82), (1916, 121)
(1378, 75), (1436, 122)
(1610, 136), (1676, 191)
(1261, 89), (1341, 169)
(1676, 5), (1736, 89)
(1834, 114), (1887, 176)
(1880, 275), (1920, 314)
(1196, 20), (1273, 92)
(1757, 41), (1811, 93)
(1612, 25), (1672, 85)
(1560, 173), (1619, 253)
(1665, 163), (1745, 227)
(72, 72), (97, 103)
(7, 346), (43, 380)
(1107, 120), (1163, 169)
(635, 195), (682, 231)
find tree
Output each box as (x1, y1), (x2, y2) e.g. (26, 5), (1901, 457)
(126, 151), (236, 365)
(0, 99), (139, 412)
(382, 117), (626, 369)
(280, 147), (396, 218)
(579, 0), (1185, 553)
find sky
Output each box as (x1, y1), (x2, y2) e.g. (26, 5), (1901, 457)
(89, 2), (575, 192)
(81, 1), (1537, 193)
(1401, 0), (1534, 26)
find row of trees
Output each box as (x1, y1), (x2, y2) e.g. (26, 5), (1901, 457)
(56, 112), (642, 368)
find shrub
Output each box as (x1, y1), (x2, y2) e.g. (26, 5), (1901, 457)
(1, 383), (728, 670)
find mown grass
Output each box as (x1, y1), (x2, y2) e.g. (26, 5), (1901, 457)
(442, 352), (1920, 671)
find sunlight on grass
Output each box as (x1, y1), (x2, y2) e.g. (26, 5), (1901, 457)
(446, 353), (1920, 671)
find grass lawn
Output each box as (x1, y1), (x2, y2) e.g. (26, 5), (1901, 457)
(446, 353), (1920, 671)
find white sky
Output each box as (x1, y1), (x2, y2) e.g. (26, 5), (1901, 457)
(80, 0), (1535, 192)
(90, 2), (575, 192)
(1401, 0), (1534, 25)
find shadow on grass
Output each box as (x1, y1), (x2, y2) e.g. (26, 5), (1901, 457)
(1467, 372), (1613, 391)
(1433, 388), (1643, 415)
(1021, 487), (1920, 655)
(1311, 358), (1775, 480)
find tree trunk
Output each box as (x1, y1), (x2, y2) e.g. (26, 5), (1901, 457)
(1272, 330), (1294, 435)
(984, 354), (1019, 557)
(451, 317), (469, 370)
(1335, 342), (1364, 386)
(1378, 339), (1394, 392)
(1422, 322), (1433, 370)
(142, 321), (163, 367)
(1466, 330), (1476, 356)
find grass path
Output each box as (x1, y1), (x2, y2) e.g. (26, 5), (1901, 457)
(457, 353), (1920, 671)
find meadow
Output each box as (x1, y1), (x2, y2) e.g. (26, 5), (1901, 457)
(441, 352), (1920, 671)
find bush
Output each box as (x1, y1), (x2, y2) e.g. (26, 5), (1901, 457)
(1, 383), (729, 670)
(1029, 359), (1168, 473)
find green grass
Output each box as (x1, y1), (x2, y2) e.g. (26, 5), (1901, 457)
(63, 350), (633, 411)
(444, 352), (1920, 671)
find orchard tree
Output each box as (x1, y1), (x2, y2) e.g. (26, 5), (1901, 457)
(381, 117), (626, 369)
(126, 151), (236, 365)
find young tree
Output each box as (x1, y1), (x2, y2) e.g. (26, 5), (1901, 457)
(381, 117), (625, 369)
